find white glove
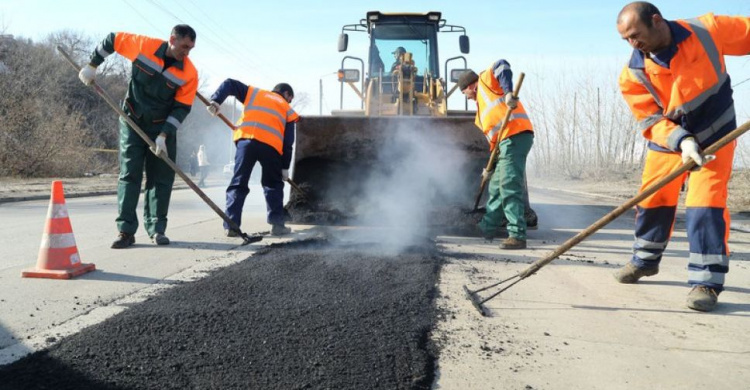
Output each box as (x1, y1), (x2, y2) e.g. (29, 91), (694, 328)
(504, 93), (518, 109)
(481, 168), (491, 182)
(153, 134), (167, 157)
(680, 137), (715, 167)
(207, 101), (221, 117)
(282, 169), (289, 181)
(78, 64), (97, 86)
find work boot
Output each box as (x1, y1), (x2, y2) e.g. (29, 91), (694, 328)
(225, 229), (239, 238)
(613, 263), (659, 284)
(501, 237), (526, 250)
(111, 232), (135, 249)
(271, 224), (292, 236)
(526, 208), (538, 230)
(686, 285), (719, 312)
(151, 233), (170, 245)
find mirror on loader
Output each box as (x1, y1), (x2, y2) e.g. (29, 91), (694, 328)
(338, 68), (360, 83)
(338, 33), (348, 52)
(459, 35), (470, 54)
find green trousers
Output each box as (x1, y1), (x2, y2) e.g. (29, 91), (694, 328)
(116, 117), (176, 237)
(479, 131), (533, 240)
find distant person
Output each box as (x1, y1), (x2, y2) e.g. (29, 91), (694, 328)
(206, 80), (299, 237)
(390, 46), (406, 73)
(189, 149), (198, 177)
(78, 25), (198, 248)
(613, 2), (750, 312)
(197, 145), (210, 187)
(459, 61), (534, 250)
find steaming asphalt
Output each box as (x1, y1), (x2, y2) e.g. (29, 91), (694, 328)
(0, 238), (442, 389)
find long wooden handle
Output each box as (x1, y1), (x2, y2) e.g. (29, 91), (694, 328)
(57, 46), (252, 238)
(518, 119), (750, 278)
(472, 72), (526, 211)
(196, 92), (237, 130)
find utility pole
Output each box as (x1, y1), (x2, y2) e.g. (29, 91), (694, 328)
(318, 72), (337, 116)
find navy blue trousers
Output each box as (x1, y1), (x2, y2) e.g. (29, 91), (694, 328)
(224, 139), (284, 229)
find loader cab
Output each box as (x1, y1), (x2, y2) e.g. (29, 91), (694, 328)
(366, 12), (440, 94)
(337, 11), (471, 116)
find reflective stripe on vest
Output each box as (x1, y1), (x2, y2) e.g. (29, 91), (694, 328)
(475, 69), (533, 148)
(236, 87), (291, 154)
(630, 18), (730, 145)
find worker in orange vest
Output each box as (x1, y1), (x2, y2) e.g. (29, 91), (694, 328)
(614, 2), (750, 312)
(459, 61), (535, 250)
(78, 25), (198, 249)
(207, 81), (299, 237)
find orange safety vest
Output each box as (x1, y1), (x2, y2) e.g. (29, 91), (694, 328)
(113, 32), (198, 108)
(619, 13), (750, 151)
(475, 65), (533, 150)
(235, 87), (300, 154)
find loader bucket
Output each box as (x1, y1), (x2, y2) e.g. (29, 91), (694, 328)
(286, 115), (488, 232)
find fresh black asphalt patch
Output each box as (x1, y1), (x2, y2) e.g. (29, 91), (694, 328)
(0, 238), (442, 389)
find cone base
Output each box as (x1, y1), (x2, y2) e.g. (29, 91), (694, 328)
(22, 263), (96, 280)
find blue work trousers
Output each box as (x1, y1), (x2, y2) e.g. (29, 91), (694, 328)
(224, 139), (284, 229)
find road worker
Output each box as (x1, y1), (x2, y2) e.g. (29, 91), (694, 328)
(78, 25), (198, 248)
(197, 144), (210, 188)
(207, 81), (299, 237)
(614, 1), (750, 311)
(459, 61), (535, 250)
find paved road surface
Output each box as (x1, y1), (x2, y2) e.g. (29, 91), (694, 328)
(1, 183), (749, 388)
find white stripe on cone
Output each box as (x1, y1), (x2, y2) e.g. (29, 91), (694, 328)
(40, 233), (77, 249)
(49, 203), (69, 219)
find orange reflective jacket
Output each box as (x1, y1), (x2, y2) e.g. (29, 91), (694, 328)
(235, 87), (300, 155)
(619, 14), (750, 151)
(91, 32), (198, 136)
(475, 63), (533, 150)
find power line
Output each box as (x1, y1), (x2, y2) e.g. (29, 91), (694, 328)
(121, 0), (164, 35)
(171, 0), (270, 77)
(119, 0), (225, 86)
(733, 76), (750, 89)
(143, 0), (270, 81)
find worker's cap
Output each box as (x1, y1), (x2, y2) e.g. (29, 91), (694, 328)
(392, 46), (406, 55)
(457, 70), (479, 90)
(272, 83), (294, 99)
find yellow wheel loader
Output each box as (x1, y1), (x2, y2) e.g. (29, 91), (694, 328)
(286, 11), (488, 230)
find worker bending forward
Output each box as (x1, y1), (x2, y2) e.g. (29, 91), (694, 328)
(207, 81), (299, 237)
(78, 25), (198, 248)
(614, 1), (750, 311)
(459, 61), (534, 250)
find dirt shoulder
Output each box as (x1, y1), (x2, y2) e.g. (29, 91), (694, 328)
(4, 171), (750, 213)
(0, 175), (194, 203)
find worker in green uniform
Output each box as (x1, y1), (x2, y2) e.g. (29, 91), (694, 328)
(78, 25), (198, 248)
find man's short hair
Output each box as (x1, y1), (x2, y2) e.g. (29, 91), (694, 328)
(172, 24), (196, 41)
(619, 1), (662, 28)
(457, 70), (479, 91)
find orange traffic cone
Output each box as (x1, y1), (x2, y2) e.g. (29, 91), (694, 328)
(22, 181), (95, 279)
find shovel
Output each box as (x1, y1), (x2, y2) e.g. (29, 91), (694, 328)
(470, 72), (525, 213)
(57, 46), (262, 245)
(195, 92), (308, 200)
(464, 119), (750, 316)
